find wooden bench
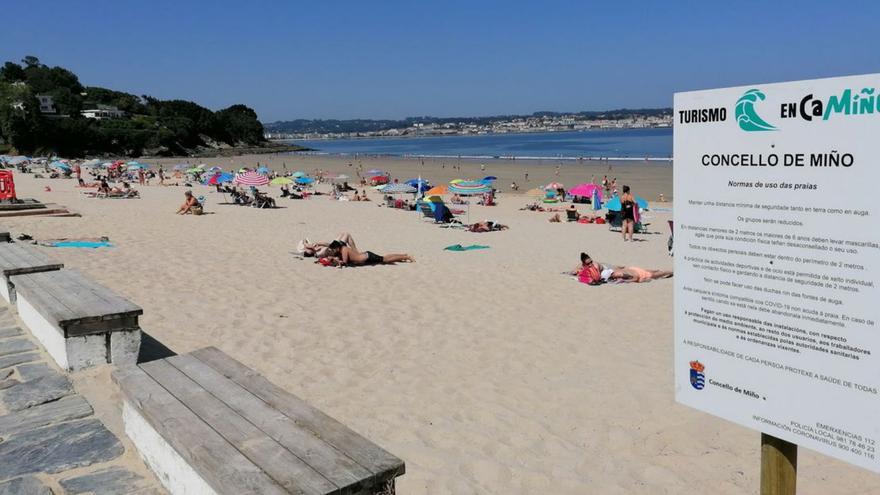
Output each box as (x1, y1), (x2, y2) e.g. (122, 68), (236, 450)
(113, 347), (405, 495)
(11, 269), (142, 371)
(0, 243), (63, 304)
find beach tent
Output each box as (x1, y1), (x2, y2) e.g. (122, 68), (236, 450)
(234, 170), (270, 186)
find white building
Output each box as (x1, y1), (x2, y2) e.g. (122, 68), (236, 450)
(81, 104), (125, 120)
(36, 95), (57, 114)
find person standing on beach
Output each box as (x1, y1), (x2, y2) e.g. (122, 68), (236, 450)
(158, 165), (165, 185)
(525, 172), (529, 182)
(620, 185), (636, 242)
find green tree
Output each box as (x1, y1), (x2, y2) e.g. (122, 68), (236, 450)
(216, 104), (265, 145)
(0, 62), (26, 83)
(0, 81), (42, 153)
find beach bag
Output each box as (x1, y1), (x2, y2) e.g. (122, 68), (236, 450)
(577, 265), (602, 285)
(192, 206), (203, 216)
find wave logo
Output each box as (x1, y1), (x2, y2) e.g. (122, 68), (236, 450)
(735, 89), (777, 132)
(689, 360), (706, 390)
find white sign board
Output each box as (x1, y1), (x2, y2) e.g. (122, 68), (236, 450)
(674, 74), (880, 472)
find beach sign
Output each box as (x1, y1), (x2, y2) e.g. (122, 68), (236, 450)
(674, 74), (880, 490)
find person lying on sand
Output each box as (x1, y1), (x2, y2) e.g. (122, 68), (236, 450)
(468, 221), (508, 232)
(176, 191), (201, 214)
(572, 252), (672, 284)
(300, 233), (358, 258)
(323, 246), (414, 267)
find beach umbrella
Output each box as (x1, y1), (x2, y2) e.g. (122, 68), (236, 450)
(294, 177), (314, 185)
(450, 179), (465, 184)
(49, 161), (71, 171)
(6, 156), (30, 165)
(544, 182), (564, 190)
(82, 158), (102, 168)
(449, 181), (491, 223)
(592, 188), (603, 211)
(208, 166), (223, 172)
(208, 172), (234, 185)
(425, 185), (448, 196)
(568, 183), (600, 198)
(405, 178), (431, 193)
(423, 195), (444, 203)
(234, 170), (270, 186)
(257, 166), (271, 175)
(270, 177), (293, 186)
(482, 176), (497, 181)
(382, 183), (418, 194)
(525, 188), (545, 198)
(186, 167), (202, 174)
(605, 196), (648, 211)
(292, 171), (306, 178)
(449, 181), (491, 195)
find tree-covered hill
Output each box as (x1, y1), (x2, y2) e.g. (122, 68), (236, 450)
(0, 56), (267, 157)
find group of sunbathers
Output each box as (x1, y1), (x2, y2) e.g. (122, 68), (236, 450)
(298, 233), (414, 267)
(83, 180), (139, 198)
(572, 252), (672, 284)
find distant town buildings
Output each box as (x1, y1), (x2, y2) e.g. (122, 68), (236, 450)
(265, 111), (673, 140)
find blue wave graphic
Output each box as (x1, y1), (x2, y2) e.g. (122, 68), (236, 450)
(736, 89), (777, 132)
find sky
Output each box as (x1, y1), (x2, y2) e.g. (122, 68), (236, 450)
(3, 1), (879, 122)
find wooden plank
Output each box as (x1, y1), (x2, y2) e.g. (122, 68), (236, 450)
(191, 347), (405, 481)
(166, 354), (373, 493)
(12, 273), (77, 324)
(112, 366), (289, 495)
(0, 244), (62, 277)
(139, 359), (337, 495)
(10, 273), (79, 325)
(12, 271), (142, 327)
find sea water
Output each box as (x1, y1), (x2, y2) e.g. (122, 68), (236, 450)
(286, 127), (672, 161)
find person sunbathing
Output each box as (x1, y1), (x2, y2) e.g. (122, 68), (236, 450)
(300, 232), (358, 258)
(176, 191), (201, 214)
(468, 221), (508, 232)
(330, 246), (414, 266)
(605, 267), (673, 283)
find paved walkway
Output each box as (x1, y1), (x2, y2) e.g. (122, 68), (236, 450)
(0, 304), (163, 494)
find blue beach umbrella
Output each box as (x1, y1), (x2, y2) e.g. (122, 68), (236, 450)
(49, 161), (71, 171)
(592, 188), (603, 211)
(295, 177), (314, 185)
(482, 176), (497, 181)
(605, 196), (648, 212)
(405, 178), (431, 193)
(292, 171), (306, 178)
(257, 166), (271, 174)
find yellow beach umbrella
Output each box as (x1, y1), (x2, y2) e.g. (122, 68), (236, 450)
(450, 179), (464, 184)
(270, 177), (293, 186)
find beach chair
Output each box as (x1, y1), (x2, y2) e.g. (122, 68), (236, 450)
(418, 202), (435, 221)
(566, 209), (580, 222)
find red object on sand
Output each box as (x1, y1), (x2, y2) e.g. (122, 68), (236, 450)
(0, 170), (16, 200)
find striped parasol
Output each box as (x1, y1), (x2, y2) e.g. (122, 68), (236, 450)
(448, 181), (491, 195)
(382, 183), (417, 194)
(234, 170), (270, 186)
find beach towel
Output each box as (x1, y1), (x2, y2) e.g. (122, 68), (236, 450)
(444, 244), (490, 251)
(633, 203), (641, 224)
(46, 241), (112, 248)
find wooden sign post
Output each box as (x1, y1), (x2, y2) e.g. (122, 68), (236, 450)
(760, 434), (797, 495)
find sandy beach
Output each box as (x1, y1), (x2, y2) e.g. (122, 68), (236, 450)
(4, 158), (874, 494)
